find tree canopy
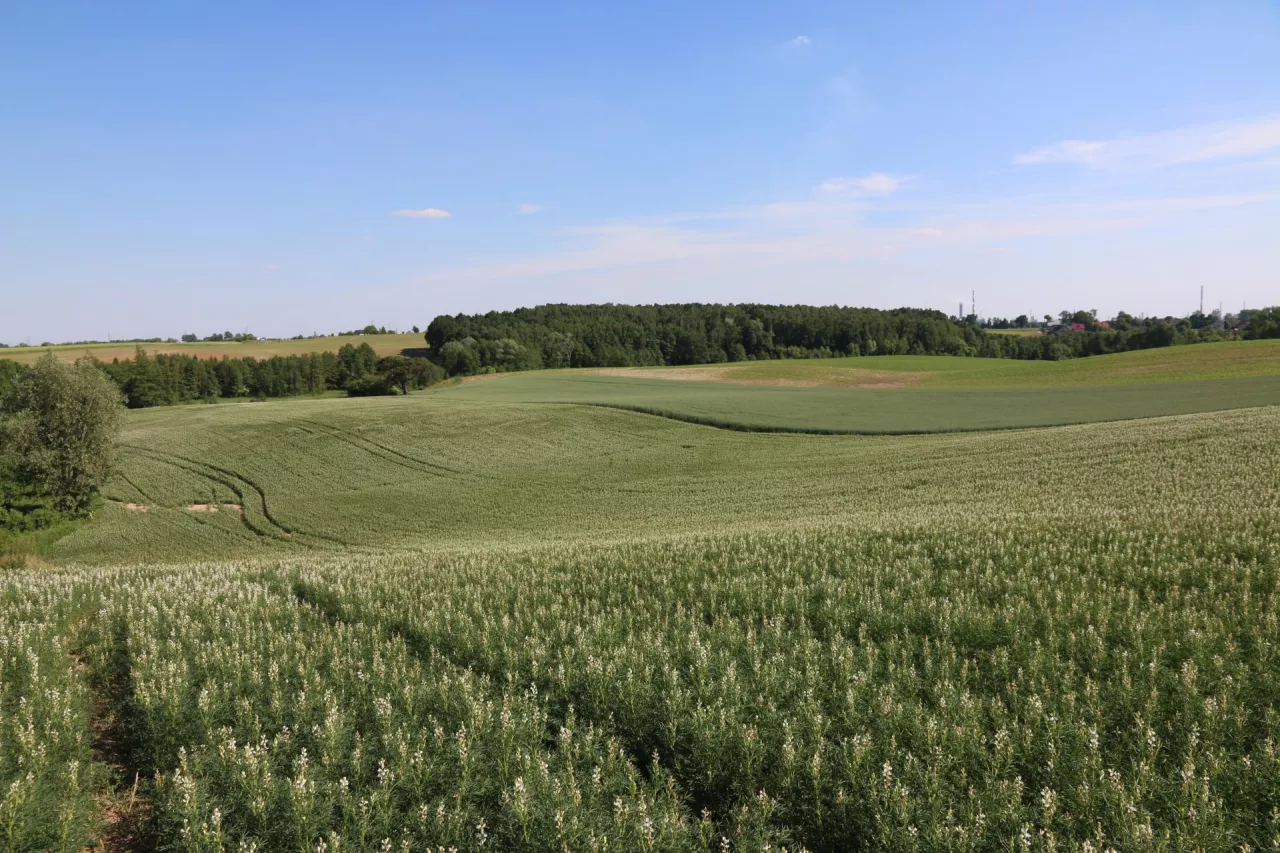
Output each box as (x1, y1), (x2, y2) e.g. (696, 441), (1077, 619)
(92, 344), (442, 408)
(426, 304), (984, 374)
(422, 302), (1255, 376)
(1, 354), (125, 513)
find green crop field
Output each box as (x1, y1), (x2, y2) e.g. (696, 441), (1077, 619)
(437, 350), (1280, 435)
(0, 332), (424, 365)
(507, 339), (1280, 389)
(5, 345), (1280, 851)
(436, 342), (1280, 434)
(43, 388), (1271, 564)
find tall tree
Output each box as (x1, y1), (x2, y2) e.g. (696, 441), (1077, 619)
(2, 354), (125, 511)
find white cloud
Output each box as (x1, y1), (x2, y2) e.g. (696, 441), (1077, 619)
(819, 173), (906, 194)
(1013, 117), (1280, 169)
(411, 189), (1279, 289)
(519, 203), (544, 214)
(265, 264), (279, 271)
(790, 35), (810, 46)
(1013, 140), (1107, 166)
(393, 207), (452, 219)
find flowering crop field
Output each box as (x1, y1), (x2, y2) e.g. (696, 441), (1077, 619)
(4, 396), (1280, 850)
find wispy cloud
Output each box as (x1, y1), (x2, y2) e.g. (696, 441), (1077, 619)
(790, 35), (810, 46)
(413, 187), (1278, 288)
(818, 173), (907, 194)
(1013, 117), (1280, 169)
(519, 203), (544, 214)
(912, 192), (1280, 241)
(393, 207), (452, 219)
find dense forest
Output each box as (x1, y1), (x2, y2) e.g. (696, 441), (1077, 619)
(425, 303), (1276, 375)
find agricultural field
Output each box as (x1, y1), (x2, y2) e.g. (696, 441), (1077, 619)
(435, 342), (1280, 433)
(4, 358), (1280, 850)
(0, 332), (424, 365)
(561, 339), (1280, 389)
(984, 328), (1043, 336)
(440, 373), (1280, 435)
(25, 394), (1194, 562)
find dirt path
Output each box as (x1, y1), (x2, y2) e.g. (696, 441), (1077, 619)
(72, 619), (157, 853)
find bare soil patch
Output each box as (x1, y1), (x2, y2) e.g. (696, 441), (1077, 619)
(123, 503), (149, 513)
(763, 375), (917, 389)
(459, 372), (515, 385)
(586, 366), (922, 389)
(590, 366), (738, 383)
(185, 503), (243, 516)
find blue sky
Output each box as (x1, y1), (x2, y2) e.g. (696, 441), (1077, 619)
(2, 0), (1278, 343)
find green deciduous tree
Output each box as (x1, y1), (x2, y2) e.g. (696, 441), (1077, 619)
(2, 354), (125, 512)
(1244, 307), (1280, 339)
(374, 355), (442, 395)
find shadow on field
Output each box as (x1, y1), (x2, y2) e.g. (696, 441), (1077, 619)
(75, 618), (159, 853)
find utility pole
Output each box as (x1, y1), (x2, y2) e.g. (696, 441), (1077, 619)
(1200, 286), (1204, 315)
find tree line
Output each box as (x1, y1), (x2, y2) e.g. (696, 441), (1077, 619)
(93, 343), (443, 408)
(6, 304), (1278, 412)
(427, 305), (987, 374)
(424, 303), (1280, 376)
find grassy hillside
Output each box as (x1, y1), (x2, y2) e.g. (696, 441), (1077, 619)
(0, 331), (424, 364)
(47, 390), (1278, 563)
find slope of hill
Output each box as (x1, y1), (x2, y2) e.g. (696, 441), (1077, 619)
(0, 332), (423, 364)
(436, 345), (1280, 433)
(553, 339), (1280, 388)
(46, 389), (1277, 563)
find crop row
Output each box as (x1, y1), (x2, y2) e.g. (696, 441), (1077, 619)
(293, 520), (1280, 852)
(7, 513), (1280, 850)
(0, 575), (102, 852)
